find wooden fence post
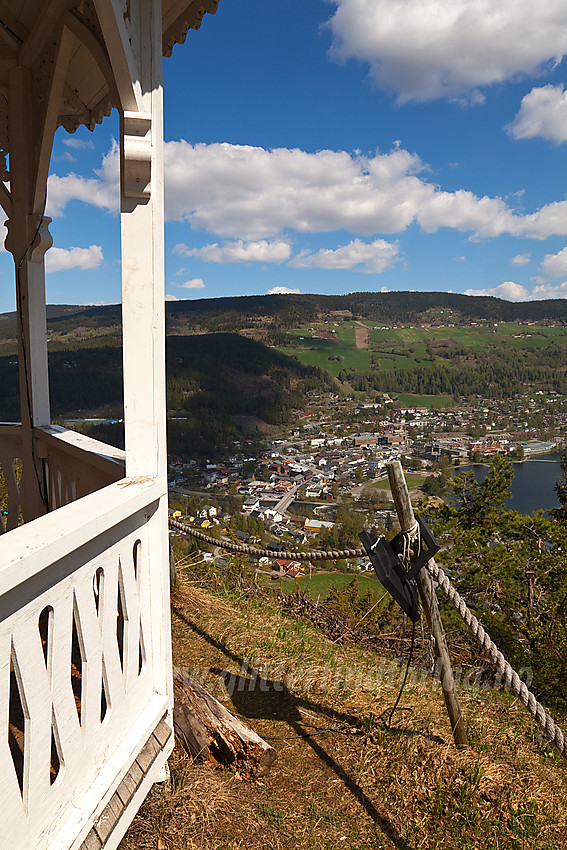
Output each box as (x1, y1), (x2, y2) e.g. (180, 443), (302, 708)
(387, 460), (469, 748)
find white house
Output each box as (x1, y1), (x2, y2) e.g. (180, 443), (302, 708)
(0, 2), (218, 848)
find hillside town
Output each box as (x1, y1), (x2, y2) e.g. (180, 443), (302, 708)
(168, 389), (566, 578)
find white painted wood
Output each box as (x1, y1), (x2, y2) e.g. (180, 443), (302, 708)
(0, 424), (23, 533)
(121, 0), (166, 482)
(31, 25), (75, 214)
(18, 0), (71, 69)
(64, 10), (118, 104)
(0, 475), (164, 594)
(92, 0), (142, 111)
(0, 474), (170, 849)
(0, 179), (12, 217)
(0, 3), (179, 846)
(6, 65), (51, 520)
(119, 0), (172, 716)
(34, 426), (125, 512)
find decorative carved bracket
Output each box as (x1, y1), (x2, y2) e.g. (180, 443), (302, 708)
(29, 216), (53, 263)
(122, 111), (152, 200)
(4, 215), (53, 263)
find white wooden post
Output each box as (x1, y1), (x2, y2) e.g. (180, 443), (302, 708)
(5, 66), (52, 521)
(118, 0), (172, 703)
(120, 1), (166, 482)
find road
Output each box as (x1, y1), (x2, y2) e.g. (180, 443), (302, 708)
(274, 481), (303, 515)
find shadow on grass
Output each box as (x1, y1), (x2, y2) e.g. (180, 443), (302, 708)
(172, 604), (417, 850)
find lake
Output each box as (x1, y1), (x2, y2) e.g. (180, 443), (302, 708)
(459, 453), (563, 517)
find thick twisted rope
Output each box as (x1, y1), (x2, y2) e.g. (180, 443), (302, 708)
(169, 518), (365, 561)
(170, 517), (567, 756)
(426, 558), (567, 757)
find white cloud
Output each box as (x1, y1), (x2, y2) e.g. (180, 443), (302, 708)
(63, 137), (95, 150)
(530, 280), (567, 299)
(162, 141), (524, 240)
(175, 239), (292, 263)
(538, 246), (567, 279)
(45, 245), (103, 272)
(511, 252), (531, 266)
(47, 141), (118, 216)
(163, 142), (433, 238)
(326, 0), (567, 103)
(165, 294), (180, 301)
(267, 286), (301, 295)
(465, 279), (567, 300)
(174, 278), (205, 289)
(507, 85), (567, 143)
(48, 140), (567, 242)
(464, 281), (530, 301)
(289, 238), (399, 272)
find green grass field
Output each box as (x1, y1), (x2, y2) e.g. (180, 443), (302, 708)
(268, 570), (380, 599)
(279, 341), (372, 376)
(280, 320), (567, 400)
(373, 472), (427, 492)
(395, 392), (456, 408)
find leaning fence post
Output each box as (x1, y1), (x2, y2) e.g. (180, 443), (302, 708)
(387, 460), (468, 748)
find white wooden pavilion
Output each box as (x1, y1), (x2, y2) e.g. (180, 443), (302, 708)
(0, 1), (217, 847)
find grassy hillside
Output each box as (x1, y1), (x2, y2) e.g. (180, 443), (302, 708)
(278, 318), (567, 398)
(121, 573), (567, 850)
(2, 292), (567, 437)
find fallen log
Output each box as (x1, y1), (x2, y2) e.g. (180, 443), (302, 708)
(173, 669), (277, 777)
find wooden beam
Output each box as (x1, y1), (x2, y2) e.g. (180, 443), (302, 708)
(0, 180), (11, 217)
(92, 0), (142, 112)
(33, 25), (75, 213)
(18, 0), (72, 68)
(0, 21), (20, 53)
(0, 2), (25, 53)
(65, 10), (119, 105)
(8, 66), (51, 519)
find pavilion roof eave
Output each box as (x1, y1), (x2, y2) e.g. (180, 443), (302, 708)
(0, 0), (219, 152)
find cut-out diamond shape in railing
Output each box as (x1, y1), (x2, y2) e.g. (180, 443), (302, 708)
(93, 567), (104, 616)
(8, 645), (26, 796)
(101, 661), (109, 723)
(50, 711), (63, 785)
(71, 596), (86, 725)
(133, 539), (141, 580)
(38, 606), (53, 669)
(116, 561), (128, 674)
(138, 616), (146, 676)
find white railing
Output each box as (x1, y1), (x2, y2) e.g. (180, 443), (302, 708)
(35, 425), (125, 511)
(0, 475), (173, 850)
(0, 425), (125, 534)
(0, 424), (23, 533)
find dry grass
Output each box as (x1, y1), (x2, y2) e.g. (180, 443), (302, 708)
(121, 576), (567, 850)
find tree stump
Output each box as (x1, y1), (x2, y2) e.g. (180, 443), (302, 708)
(173, 670), (277, 776)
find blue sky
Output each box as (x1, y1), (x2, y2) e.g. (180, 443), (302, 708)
(4, 0), (567, 312)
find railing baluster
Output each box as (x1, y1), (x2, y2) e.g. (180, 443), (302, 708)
(11, 622), (52, 812)
(0, 472), (169, 848)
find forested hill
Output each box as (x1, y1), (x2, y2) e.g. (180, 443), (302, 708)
(0, 332), (332, 458)
(165, 290), (567, 329)
(2, 291), (567, 343)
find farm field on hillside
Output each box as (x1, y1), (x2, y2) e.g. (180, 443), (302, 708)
(278, 320), (567, 397)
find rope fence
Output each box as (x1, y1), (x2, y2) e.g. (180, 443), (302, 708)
(426, 558), (567, 757)
(169, 516), (567, 757)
